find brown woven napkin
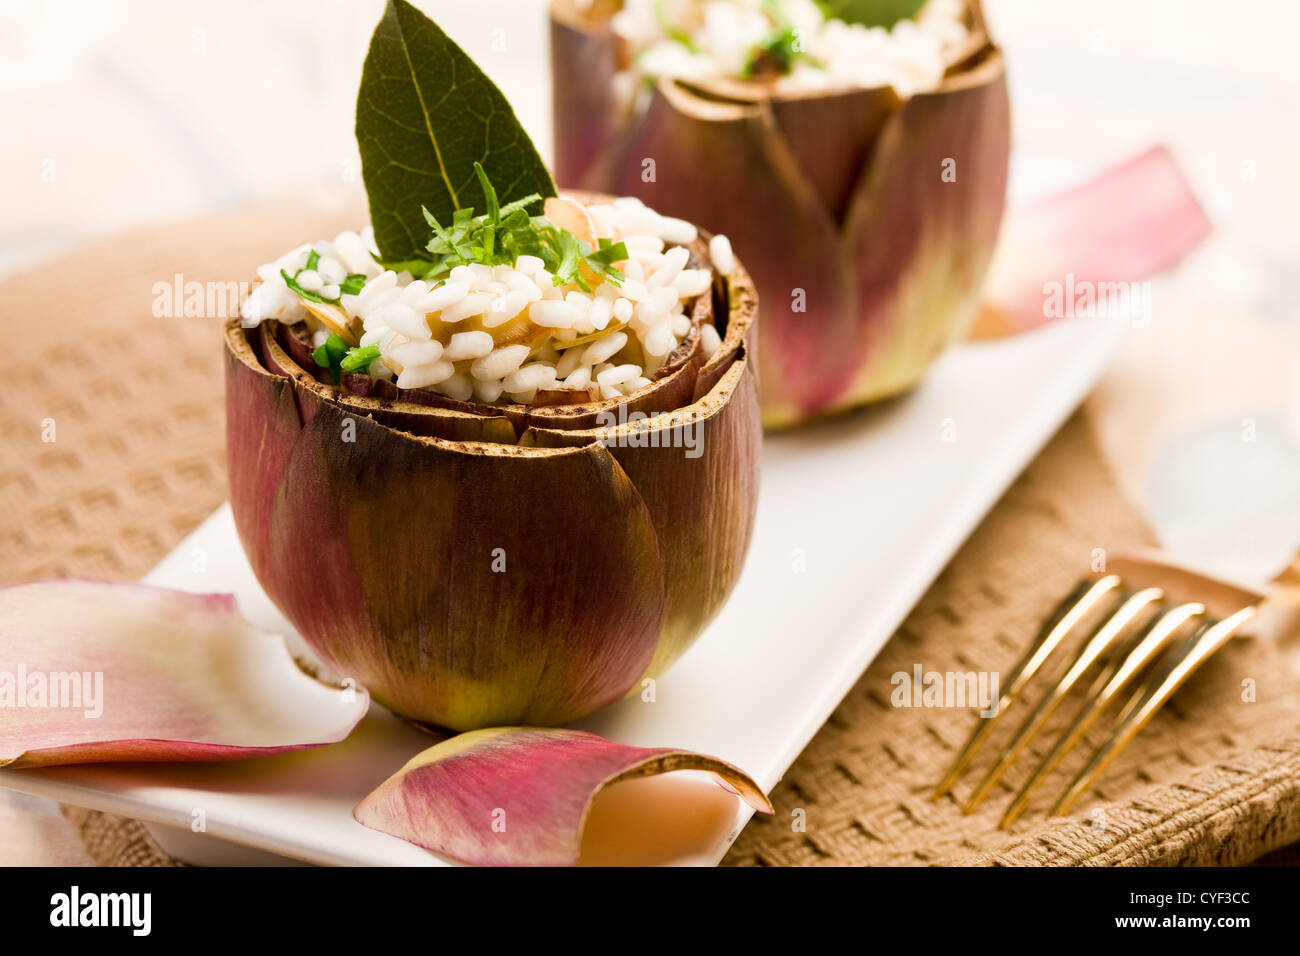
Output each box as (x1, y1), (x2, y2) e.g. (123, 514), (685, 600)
(5, 207), (1300, 866)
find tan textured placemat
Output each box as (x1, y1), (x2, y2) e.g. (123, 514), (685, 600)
(4, 207), (1300, 866)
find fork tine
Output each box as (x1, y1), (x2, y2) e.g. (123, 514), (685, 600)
(931, 575), (1122, 799)
(961, 587), (1164, 813)
(1050, 605), (1258, 817)
(998, 600), (1205, 827)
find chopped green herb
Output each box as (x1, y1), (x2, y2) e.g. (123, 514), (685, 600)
(282, 253), (353, 306)
(552, 229), (584, 288)
(282, 269), (333, 304)
(417, 165), (627, 292)
(744, 25), (815, 77)
(289, 167), (628, 322)
(339, 274), (368, 296)
(340, 344), (383, 373)
(312, 333), (349, 384)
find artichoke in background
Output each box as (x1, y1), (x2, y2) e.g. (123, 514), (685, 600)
(551, 0), (1010, 427)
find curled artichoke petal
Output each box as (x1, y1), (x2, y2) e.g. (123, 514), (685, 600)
(354, 726), (772, 866)
(0, 580), (368, 768)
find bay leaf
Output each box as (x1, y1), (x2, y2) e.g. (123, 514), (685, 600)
(356, 0), (556, 263)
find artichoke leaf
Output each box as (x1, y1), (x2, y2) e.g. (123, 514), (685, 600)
(354, 726), (771, 866)
(972, 145), (1212, 339)
(0, 580), (368, 769)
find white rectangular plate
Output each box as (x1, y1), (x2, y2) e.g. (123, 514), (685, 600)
(0, 314), (1126, 866)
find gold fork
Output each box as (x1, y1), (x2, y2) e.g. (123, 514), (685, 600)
(932, 551), (1298, 828)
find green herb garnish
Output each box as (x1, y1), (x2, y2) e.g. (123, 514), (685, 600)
(339, 274), (369, 296)
(282, 250), (353, 306)
(312, 333), (349, 383)
(745, 25), (805, 77)
(281, 268), (332, 305)
(357, 0), (556, 264)
(418, 163), (627, 292)
(340, 344), (382, 373)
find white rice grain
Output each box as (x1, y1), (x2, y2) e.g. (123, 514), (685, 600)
(563, 366), (592, 389)
(443, 330), (494, 362)
(417, 281), (469, 313)
(709, 234), (736, 275)
(474, 377), (505, 403)
(435, 371), (475, 402)
(529, 299), (578, 328)
(379, 303), (431, 340)
(483, 290), (530, 327)
(556, 347), (585, 378)
(597, 363), (641, 387)
(644, 321), (677, 358)
(503, 363), (558, 393)
(647, 246), (689, 288)
(359, 326), (394, 349)
(318, 258), (346, 285)
(397, 360), (455, 390)
(659, 217), (698, 244)
(619, 279), (649, 303)
(355, 270), (397, 310)
(700, 322), (723, 357)
(471, 344), (530, 381)
(588, 295), (613, 331)
(674, 269), (712, 298)
(581, 330), (628, 366)
(439, 292), (492, 323)
(388, 339), (444, 367)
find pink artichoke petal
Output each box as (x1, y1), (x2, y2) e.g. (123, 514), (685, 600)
(0, 580), (368, 769)
(354, 726), (772, 866)
(974, 144), (1213, 337)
